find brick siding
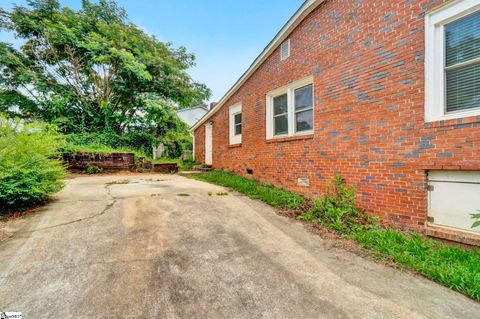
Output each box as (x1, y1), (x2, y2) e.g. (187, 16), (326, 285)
(194, 0), (480, 231)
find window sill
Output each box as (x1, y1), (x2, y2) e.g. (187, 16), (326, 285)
(266, 134), (314, 144)
(424, 114), (480, 129)
(228, 143), (242, 148)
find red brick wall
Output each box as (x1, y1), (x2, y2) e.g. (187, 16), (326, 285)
(194, 0), (480, 229)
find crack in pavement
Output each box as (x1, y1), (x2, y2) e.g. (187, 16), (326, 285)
(22, 200), (117, 233)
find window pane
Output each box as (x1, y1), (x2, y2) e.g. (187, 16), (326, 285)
(294, 85), (313, 111)
(295, 109), (313, 132)
(235, 123), (242, 135)
(273, 94), (288, 115)
(446, 62), (480, 112)
(234, 113), (242, 125)
(445, 11), (480, 67)
(274, 114), (288, 135)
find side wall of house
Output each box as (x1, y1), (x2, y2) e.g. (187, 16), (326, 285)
(194, 0), (480, 229)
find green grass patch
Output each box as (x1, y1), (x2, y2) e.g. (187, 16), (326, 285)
(188, 170), (305, 210)
(64, 142), (147, 159)
(354, 229), (480, 301)
(189, 170), (480, 302)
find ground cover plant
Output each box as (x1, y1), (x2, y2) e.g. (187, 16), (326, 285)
(189, 170), (480, 302)
(189, 170), (305, 210)
(0, 116), (66, 215)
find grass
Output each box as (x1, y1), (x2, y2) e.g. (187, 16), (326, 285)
(188, 170), (480, 302)
(189, 170), (305, 210)
(65, 142), (147, 159)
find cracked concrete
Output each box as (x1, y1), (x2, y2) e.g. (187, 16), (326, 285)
(0, 174), (479, 318)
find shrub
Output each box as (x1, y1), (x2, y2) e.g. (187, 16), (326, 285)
(0, 116), (66, 215)
(85, 165), (103, 174)
(298, 174), (376, 233)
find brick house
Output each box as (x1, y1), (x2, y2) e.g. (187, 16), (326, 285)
(192, 0), (480, 245)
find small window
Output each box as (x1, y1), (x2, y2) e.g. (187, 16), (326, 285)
(234, 113), (242, 135)
(266, 76), (314, 139)
(229, 103), (242, 145)
(273, 94), (288, 136)
(425, 0), (480, 122)
(294, 85), (313, 133)
(280, 39), (290, 60)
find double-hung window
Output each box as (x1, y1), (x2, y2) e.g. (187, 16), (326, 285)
(425, 0), (480, 122)
(229, 103), (242, 145)
(267, 76), (314, 139)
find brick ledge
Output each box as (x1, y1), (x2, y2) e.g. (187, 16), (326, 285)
(266, 134), (314, 144)
(425, 223), (480, 247)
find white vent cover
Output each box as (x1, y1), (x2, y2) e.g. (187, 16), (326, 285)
(280, 39), (290, 60)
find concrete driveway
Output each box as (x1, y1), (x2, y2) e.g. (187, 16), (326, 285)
(0, 174), (479, 318)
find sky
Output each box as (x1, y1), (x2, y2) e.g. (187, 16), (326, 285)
(0, 0), (304, 104)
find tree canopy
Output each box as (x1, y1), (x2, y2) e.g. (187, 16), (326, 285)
(0, 0), (211, 134)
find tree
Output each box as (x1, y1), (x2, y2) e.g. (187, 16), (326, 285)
(0, 0), (211, 134)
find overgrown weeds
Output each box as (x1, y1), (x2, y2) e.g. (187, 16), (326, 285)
(298, 175), (377, 234)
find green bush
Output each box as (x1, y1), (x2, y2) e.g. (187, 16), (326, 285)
(160, 131), (192, 158)
(0, 116), (66, 215)
(298, 174), (376, 233)
(85, 165), (103, 174)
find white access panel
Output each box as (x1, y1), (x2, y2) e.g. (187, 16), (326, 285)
(428, 171), (480, 233)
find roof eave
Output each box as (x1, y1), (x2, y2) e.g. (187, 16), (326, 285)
(191, 0), (323, 132)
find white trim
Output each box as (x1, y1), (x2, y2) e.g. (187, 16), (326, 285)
(266, 76), (314, 140)
(192, 135), (195, 161)
(425, 0), (480, 122)
(229, 103), (242, 145)
(191, 0), (324, 132)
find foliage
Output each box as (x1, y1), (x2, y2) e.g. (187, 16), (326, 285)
(191, 170), (480, 302)
(85, 164), (102, 174)
(160, 130), (192, 158)
(354, 228), (480, 302)
(298, 174), (376, 233)
(0, 0), (210, 136)
(188, 170), (305, 210)
(0, 115), (65, 214)
(64, 131), (155, 158)
(471, 211), (480, 229)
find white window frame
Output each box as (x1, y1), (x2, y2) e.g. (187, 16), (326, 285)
(425, 0), (480, 122)
(229, 103), (242, 145)
(266, 76), (314, 140)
